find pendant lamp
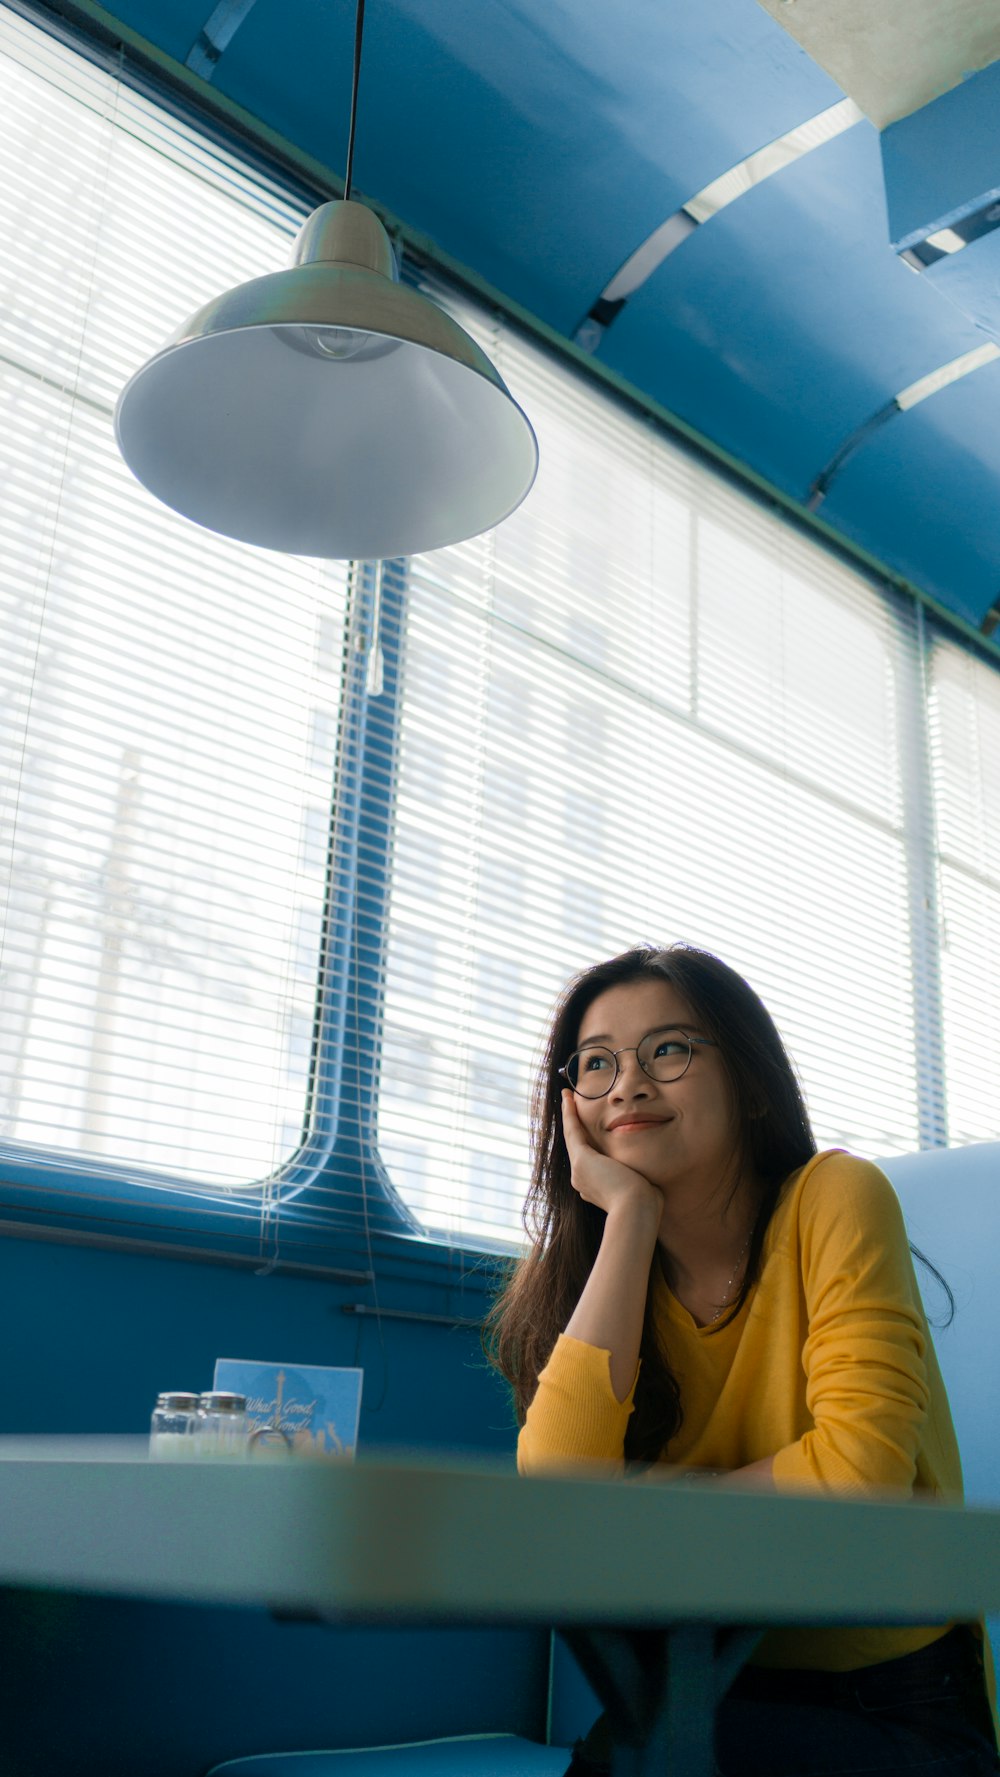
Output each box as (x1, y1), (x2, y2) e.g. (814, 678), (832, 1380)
(114, 1), (538, 560)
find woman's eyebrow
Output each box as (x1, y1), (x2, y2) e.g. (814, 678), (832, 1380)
(576, 1024), (694, 1048)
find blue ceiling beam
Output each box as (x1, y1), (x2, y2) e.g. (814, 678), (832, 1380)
(601, 126), (989, 493)
(922, 229), (1000, 341)
(881, 62), (1000, 354)
(815, 361), (1000, 632)
(185, 0), (259, 81)
(881, 60), (1000, 252)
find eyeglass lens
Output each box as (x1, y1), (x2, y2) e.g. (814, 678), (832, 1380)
(565, 1031), (693, 1097)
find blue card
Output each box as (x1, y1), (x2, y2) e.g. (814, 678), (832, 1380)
(213, 1357), (363, 1457)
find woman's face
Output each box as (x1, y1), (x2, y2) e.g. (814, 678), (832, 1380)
(570, 975), (739, 1193)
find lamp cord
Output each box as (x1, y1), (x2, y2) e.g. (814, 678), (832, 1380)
(343, 0), (366, 202)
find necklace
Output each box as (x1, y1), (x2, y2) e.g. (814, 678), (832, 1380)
(709, 1232), (752, 1323)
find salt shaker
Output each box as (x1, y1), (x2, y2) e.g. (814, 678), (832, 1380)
(149, 1392), (200, 1459)
(196, 1391), (248, 1457)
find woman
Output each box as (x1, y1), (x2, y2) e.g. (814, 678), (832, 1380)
(486, 943), (1000, 1776)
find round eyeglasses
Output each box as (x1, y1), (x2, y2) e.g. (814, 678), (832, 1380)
(559, 1028), (717, 1099)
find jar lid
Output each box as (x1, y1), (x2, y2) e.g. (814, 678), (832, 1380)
(155, 1392), (200, 1411)
(198, 1392), (247, 1411)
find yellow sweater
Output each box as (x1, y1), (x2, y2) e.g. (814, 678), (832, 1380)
(518, 1150), (998, 1737)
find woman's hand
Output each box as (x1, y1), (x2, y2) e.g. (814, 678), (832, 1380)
(561, 1089), (662, 1399)
(561, 1089), (662, 1228)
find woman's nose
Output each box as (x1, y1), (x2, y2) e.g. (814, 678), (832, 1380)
(610, 1049), (650, 1095)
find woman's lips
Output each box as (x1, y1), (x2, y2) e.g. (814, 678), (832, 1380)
(606, 1116), (670, 1133)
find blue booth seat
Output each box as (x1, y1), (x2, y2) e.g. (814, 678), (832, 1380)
(884, 1141), (1000, 1507)
(884, 1141), (1000, 1670)
(205, 1733), (570, 1777)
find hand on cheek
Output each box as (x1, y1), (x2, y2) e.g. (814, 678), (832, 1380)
(561, 1089), (661, 1222)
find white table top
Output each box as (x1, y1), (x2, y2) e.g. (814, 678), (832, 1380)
(1, 1437), (999, 1626)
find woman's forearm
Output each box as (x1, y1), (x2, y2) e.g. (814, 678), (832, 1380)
(564, 1196), (661, 1401)
(714, 1456), (777, 1489)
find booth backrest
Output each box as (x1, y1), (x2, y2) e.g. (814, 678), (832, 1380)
(862, 1144), (1000, 1675)
(883, 1141), (1000, 1506)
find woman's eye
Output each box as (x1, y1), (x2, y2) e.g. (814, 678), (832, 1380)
(582, 1053), (609, 1072)
(653, 1039), (685, 1058)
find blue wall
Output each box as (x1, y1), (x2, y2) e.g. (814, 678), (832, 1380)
(0, 1232), (548, 1777)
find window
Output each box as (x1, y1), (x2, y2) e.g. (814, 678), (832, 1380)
(0, 8), (349, 1192)
(377, 270), (1000, 1246)
(474, 954), (524, 1022)
(929, 638), (1000, 1144)
(308, 710), (339, 780)
(385, 925), (439, 997)
(300, 806), (331, 873)
(477, 855), (526, 928)
(293, 907), (324, 980)
(563, 787), (603, 850)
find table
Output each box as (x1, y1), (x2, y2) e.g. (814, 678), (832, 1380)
(2, 1439), (999, 1777)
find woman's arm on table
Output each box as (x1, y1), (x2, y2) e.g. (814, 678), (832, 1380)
(558, 1089), (662, 1402)
(517, 1093), (662, 1470)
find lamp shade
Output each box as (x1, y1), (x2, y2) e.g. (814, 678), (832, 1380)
(114, 201), (539, 559)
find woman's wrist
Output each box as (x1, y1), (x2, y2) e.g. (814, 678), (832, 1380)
(604, 1188), (662, 1241)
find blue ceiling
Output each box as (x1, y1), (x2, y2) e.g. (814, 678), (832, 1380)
(53, 0), (1000, 641)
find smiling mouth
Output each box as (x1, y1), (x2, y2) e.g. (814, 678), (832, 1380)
(607, 1117), (671, 1133)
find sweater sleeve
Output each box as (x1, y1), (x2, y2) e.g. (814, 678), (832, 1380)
(516, 1334), (638, 1474)
(771, 1156), (931, 1495)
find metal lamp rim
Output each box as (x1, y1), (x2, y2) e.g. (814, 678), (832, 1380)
(136, 262), (503, 385)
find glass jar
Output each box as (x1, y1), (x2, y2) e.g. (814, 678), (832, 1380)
(196, 1391), (248, 1458)
(150, 1391), (200, 1459)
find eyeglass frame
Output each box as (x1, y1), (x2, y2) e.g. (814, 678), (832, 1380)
(558, 1027), (718, 1099)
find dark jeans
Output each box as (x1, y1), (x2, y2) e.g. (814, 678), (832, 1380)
(565, 1625), (1000, 1777)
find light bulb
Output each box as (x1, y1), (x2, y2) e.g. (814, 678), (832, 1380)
(276, 325), (401, 363)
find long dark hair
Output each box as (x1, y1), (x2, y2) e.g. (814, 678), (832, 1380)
(484, 943), (954, 1465)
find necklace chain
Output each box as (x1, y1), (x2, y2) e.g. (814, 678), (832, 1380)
(709, 1233), (752, 1323)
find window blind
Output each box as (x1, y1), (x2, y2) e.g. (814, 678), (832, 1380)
(929, 636), (1000, 1144)
(375, 271), (995, 1249)
(0, 8), (351, 1230)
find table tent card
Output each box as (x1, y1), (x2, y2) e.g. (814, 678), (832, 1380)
(213, 1358), (363, 1457)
